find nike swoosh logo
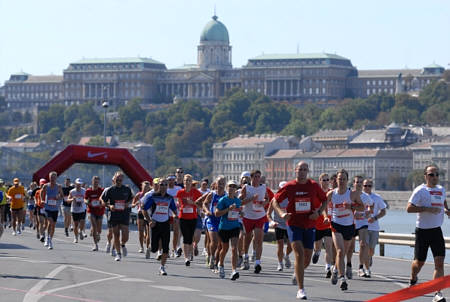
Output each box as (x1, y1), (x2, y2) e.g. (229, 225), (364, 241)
(87, 151), (107, 158)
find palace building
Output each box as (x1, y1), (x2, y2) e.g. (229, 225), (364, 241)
(2, 15), (446, 109)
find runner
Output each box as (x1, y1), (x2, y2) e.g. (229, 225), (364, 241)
(62, 178), (74, 237)
(142, 178), (178, 275)
(176, 173), (203, 266)
(166, 174), (182, 258)
(132, 181), (151, 254)
(312, 173), (333, 278)
(327, 169), (364, 291)
(35, 179), (47, 241)
(200, 176), (226, 272)
(350, 176), (373, 278)
(41, 171), (64, 250)
(100, 171), (134, 261)
(406, 164), (449, 302)
(239, 169), (269, 273)
(272, 161), (327, 299)
(363, 178), (387, 273)
(68, 178), (87, 243)
(85, 176), (104, 251)
(215, 180), (242, 280)
(7, 178), (27, 235)
(193, 178), (210, 258)
(237, 171), (250, 268)
(199, 178), (211, 258)
(148, 178), (161, 260)
(175, 168), (184, 188)
(267, 181), (292, 272)
(0, 179), (7, 228)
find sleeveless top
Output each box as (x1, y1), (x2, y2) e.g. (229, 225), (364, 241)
(243, 184), (267, 220)
(330, 188), (354, 226)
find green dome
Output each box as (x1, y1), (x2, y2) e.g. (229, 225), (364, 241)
(200, 15), (229, 43)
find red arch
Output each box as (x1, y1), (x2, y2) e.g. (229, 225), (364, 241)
(33, 144), (152, 187)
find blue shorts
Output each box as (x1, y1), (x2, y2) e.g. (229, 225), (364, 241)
(263, 221), (269, 233)
(196, 216), (203, 230)
(28, 205), (35, 211)
(206, 219), (219, 232)
(287, 226), (315, 250)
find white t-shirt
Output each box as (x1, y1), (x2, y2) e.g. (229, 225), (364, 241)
(409, 184), (446, 229)
(368, 192), (386, 231)
(166, 186), (181, 198)
(242, 184), (267, 220)
(331, 188), (354, 226)
(354, 192), (373, 229)
(70, 188), (86, 213)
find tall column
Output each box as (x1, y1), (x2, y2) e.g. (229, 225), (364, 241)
(290, 80), (294, 96)
(277, 80), (280, 96)
(284, 80), (287, 96)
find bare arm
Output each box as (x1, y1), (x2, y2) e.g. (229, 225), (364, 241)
(406, 202), (440, 214)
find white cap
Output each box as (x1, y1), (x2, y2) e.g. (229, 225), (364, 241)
(240, 171), (251, 179)
(75, 178), (84, 185)
(227, 180), (238, 187)
(279, 181), (287, 189)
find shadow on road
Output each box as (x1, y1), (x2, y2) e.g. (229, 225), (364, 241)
(0, 243), (30, 249)
(1, 274), (59, 281)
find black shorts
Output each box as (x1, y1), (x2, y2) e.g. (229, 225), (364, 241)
(72, 211), (86, 222)
(355, 225), (368, 237)
(218, 227), (240, 243)
(109, 212), (130, 227)
(179, 218), (197, 245)
(45, 210), (58, 222)
(331, 222), (355, 241)
(414, 227), (445, 262)
(275, 227), (288, 241)
(151, 221), (171, 254)
(315, 228), (332, 241)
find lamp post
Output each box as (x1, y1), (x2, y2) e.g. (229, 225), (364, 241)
(102, 99), (109, 187)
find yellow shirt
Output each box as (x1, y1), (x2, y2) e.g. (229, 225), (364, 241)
(0, 186), (7, 205)
(8, 185), (26, 210)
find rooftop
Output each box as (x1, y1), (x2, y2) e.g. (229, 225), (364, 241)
(25, 75), (63, 83)
(249, 53), (350, 61)
(313, 148), (379, 158)
(311, 129), (360, 139)
(350, 129), (387, 143)
(218, 134), (284, 148)
(71, 57), (165, 65)
(266, 149), (310, 159)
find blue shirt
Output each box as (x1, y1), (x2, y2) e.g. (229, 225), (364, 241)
(142, 192), (177, 223)
(207, 192), (226, 226)
(217, 196), (241, 230)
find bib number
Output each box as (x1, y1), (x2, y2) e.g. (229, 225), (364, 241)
(183, 206), (194, 214)
(252, 201), (264, 212)
(14, 194), (22, 199)
(155, 202), (169, 215)
(47, 198), (57, 206)
(115, 200), (125, 211)
(228, 208), (240, 221)
(91, 200), (100, 207)
(295, 198), (311, 214)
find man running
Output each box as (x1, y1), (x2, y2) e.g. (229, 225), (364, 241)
(327, 169), (364, 291)
(41, 171), (64, 250)
(62, 178), (74, 237)
(239, 170), (269, 273)
(132, 181), (151, 254)
(407, 164), (449, 302)
(85, 176), (104, 251)
(68, 178), (87, 243)
(363, 178), (386, 271)
(0, 179), (7, 228)
(101, 171), (133, 261)
(142, 178), (178, 275)
(166, 174), (182, 258)
(35, 179), (47, 241)
(272, 162), (327, 299)
(7, 178), (27, 235)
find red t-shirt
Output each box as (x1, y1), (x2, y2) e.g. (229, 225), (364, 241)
(315, 188), (332, 230)
(264, 187), (275, 210)
(176, 188), (202, 220)
(85, 187), (105, 216)
(274, 179), (327, 229)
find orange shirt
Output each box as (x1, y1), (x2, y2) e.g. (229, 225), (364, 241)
(35, 189), (44, 208)
(176, 188), (202, 220)
(8, 185), (26, 209)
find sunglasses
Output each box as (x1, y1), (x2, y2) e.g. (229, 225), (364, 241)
(176, 171), (183, 174)
(363, 185), (372, 187)
(228, 185), (238, 189)
(321, 179), (329, 181)
(159, 183), (168, 186)
(427, 173), (439, 177)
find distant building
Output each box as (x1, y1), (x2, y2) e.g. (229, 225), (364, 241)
(310, 129), (361, 149)
(0, 141), (45, 153)
(212, 134), (292, 181)
(348, 123), (418, 149)
(2, 15), (446, 109)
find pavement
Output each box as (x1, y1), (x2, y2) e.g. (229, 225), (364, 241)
(0, 224), (449, 302)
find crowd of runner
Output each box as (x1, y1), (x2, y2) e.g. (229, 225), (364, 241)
(0, 163), (447, 301)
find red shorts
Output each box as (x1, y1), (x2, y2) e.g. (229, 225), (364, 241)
(243, 216), (267, 234)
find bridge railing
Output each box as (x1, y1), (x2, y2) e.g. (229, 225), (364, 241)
(378, 232), (450, 256)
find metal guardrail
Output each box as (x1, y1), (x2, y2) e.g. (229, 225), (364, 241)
(378, 232), (450, 256)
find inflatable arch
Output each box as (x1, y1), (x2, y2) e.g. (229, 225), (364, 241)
(33, 144), (152, 187)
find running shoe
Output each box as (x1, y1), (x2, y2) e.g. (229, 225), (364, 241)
(36, 233), (40, 239)
(206, 255), (210, 267)
(12, 231), (16, 236)
(138, 247), (144, 253)
(358, 268), (366, 277)
(201, 248), (207, 256)
(185, 259), (190, 266)
(105, 242), (111, 253)
(79, 233), (84, 240)
(345, 265), (353, 279)
(339, 277), (348, 291)
(65, 228), (69, 237)
(29, 222), (33, 228)
(312, 251), (320, 264)
(326, 267), (332, 278)
(237, 256), (243, 268)
(44, 238), (49, 247)
(219, 266), (225, 279)
(73, 237), (78, 243)
(213, 265), (219, 274)
(242, 256), (250, 270)
(230, 271), (239, 281)
(284, 255), (291, 269)
(365, 269), (371, 278)
(432, 291), (446, 302)
(209, 256), (215, 270)
(17, 229), (21, 235)
(254, 264), (262, 274)
(83, 232), (87, 238)
(170, 250), (176, 258)
(146, 248), (151, 259)
(156, 250), (162, 260)
(176, 247), (183, 258)
(115, 253), (121, 261)
(122, 245), (128, 257)
(160, 266), (167, 276)
(111, 248), (116, 257)
(291, 274), (297, 285)
(409, 278), (418, 286)
(331, 267), (338, 285)
(277, 263), (283, 272)
(48, 238), (53, 250)
(21, 224), (25, 231)
(40, 235), (45, 242)
(296, 288), (307, 300)
(92, 243), (98, 251)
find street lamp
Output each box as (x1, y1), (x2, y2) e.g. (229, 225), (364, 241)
(102, 100), (109, 187)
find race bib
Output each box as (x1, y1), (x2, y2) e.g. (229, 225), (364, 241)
(47, 198), (57, 206)
(115, 200), (125, 211)
(15, 194), (22, 199)
(252, 201), (264, 212)
(91, 200), (100, 207)
(40, 207), (46, 214)
(355, 211), (365, 220)
(431, 194), (443, 207)
(183, 206), (194, 214)
(228, 208), (240, 221)
(75, 196), (84, 203)
(155, 202), (169, 215)
(295, 198), (311, 214)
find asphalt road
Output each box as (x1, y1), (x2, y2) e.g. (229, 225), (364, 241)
(0, 224), (449, 302)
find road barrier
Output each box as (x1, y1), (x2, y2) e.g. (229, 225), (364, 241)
(378, 232), (450, 256)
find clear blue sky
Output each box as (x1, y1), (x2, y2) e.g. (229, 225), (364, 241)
(1, 0), (449, 84)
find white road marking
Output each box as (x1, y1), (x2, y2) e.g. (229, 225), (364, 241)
(150, 285), (201, 292)
(201, 295), (257, 301)
(0, 256), (49, 263)
(67, 265), (123, 277)
(119, 278), (154, 283)
(45, 276), (123, 294)
(23, 265), (67, 302)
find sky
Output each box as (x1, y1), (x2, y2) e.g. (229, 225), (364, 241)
(0, 0), (449, 84)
